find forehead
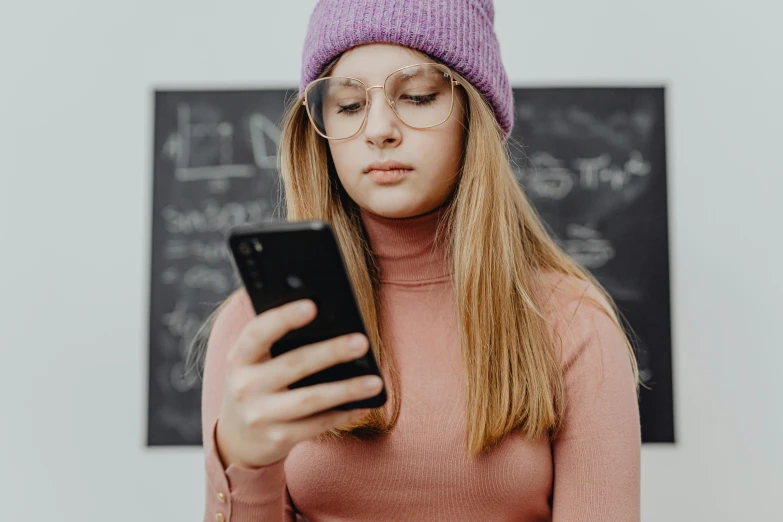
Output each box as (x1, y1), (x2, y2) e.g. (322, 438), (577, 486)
(331, 44), (430, 84)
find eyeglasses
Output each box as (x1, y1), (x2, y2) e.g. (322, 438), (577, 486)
(302, 63), (461, 140)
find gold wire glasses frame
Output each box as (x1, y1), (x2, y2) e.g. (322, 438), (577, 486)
(302, 62), (462, 140)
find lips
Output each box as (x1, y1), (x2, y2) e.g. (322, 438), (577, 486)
(363, 160), (413, 185)
(366, 168), (410, 184)
(363, 160), (413, 173)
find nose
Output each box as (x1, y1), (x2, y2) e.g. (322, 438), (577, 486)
(363, 86), (401, 148)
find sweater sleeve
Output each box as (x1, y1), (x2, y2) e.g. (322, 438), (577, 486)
(201, 289), (297, 522)
(550, 280), (642, 522)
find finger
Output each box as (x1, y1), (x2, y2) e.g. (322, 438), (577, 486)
(263, 374), (384, 422)
(228, 299), (316, 366)
(262, 333), (369, 391)
(277, 406), (373, 448)
(226, 333), (370, 398)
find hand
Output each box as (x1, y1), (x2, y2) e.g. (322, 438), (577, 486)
(215, 298), (383, 469)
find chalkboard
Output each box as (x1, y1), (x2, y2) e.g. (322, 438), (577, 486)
(147, 87), (674, 446)
(147, 89), (294, 445)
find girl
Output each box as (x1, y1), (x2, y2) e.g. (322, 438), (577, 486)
(193, 1), (641, 520)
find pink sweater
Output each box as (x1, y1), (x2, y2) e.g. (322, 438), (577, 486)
(201, 207), (641, 521)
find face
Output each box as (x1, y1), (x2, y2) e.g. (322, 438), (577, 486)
(324, 44), (466, 219)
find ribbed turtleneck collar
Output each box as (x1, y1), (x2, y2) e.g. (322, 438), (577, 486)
(359, 206), (451, 283)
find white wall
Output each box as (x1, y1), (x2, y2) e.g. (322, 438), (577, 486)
(2, 1), (781, 520)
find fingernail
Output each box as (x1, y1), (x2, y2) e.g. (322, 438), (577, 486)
(364, 377), (382, 390)
(298, 301), (312, 316)
(349, 335), (366, 353)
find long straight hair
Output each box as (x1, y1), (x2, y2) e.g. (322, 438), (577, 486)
(188, 55), (640, 458)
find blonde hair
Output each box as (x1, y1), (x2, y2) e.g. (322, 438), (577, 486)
(188, 55), (640, 458)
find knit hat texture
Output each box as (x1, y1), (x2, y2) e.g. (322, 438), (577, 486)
(300, 0), (514, 140)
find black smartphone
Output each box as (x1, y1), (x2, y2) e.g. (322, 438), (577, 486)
(227, 219), (387, 411)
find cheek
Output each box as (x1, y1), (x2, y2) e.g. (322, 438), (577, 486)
(426, 125), (464, 187)
(329, 142), (349, 171)
(435, 98), (466, 177)
(328, 142), (357, 186)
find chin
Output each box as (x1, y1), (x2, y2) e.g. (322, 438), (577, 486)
(357, 194), (433, 219)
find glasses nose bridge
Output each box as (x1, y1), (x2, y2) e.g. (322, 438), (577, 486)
(365, 84), (394, 108)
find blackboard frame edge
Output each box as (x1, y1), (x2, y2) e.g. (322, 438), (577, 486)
(507, 80), (670, 90)
(144, 89), (162, 448)
(659, 84), (678, 446)
(149, 83), (301, 94)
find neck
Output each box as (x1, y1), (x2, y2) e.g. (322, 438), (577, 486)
(359, 206), (451, 283)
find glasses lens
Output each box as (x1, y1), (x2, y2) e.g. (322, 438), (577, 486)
(385, 64), (454, 129)
(305, 77), (367, 139)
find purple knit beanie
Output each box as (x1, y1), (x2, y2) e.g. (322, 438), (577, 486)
(300, 0), (514, 141)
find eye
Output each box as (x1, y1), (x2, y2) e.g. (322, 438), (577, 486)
(400, 93), (438, 105)
(337, 101), (364, 114)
